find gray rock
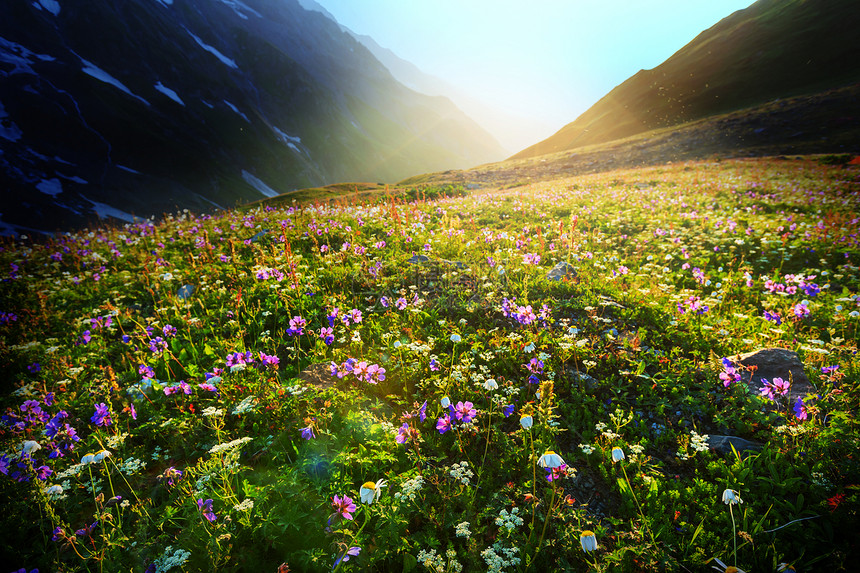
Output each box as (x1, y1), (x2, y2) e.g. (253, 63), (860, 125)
(250, 229), (271, 242)
(407, 254), (431, 265)
(547, 261), (578, 281)
(731, 348), (814, 403)
(177, 284), (195, 300)
(565, 368), (598, 390)
(708, 434), (763, 457)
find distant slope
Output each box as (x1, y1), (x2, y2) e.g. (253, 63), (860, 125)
(514, 0), (860, 159)
(0, 0), (504, 234)
(298, 0), (549, 153)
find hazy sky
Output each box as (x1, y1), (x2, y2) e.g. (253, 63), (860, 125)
(313, 0), (757, 150)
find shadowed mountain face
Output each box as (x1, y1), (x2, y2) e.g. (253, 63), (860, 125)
(514, 0), (860, 160)
(0, 0), (504, 234)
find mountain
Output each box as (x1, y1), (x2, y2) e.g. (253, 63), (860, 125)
(0, 0), (505, 235)
(514, 0), (860, 160)
(297, 0), (551, 154)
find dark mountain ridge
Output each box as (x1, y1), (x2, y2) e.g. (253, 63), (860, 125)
(0, 0), (504, 235)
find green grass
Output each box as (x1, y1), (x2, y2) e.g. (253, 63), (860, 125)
(0, 157), (858, 572)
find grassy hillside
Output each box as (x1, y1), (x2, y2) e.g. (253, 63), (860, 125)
(514, 0), (860, 159)
(1, 157), (859, 572)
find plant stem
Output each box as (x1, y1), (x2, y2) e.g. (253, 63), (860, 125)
(730, 503), (738, 567)
(621, 464), (657, 550)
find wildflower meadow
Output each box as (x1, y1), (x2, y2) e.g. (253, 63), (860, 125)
(1, 157), (858, 572)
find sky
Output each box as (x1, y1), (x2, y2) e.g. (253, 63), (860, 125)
(312, 0), (758, 152)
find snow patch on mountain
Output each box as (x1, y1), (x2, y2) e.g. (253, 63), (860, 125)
(36, 178), (63, 196)
(272, 126), (306, 154)
(215, 0), (261, 20)
(80, 58), (150, 106)
(0, 36), (55, 76)
(223, 100), (249, 123)
(32, 0), (61, 16)
(185, 28), (238, 69)
(117, 165), (141, 174)
(154, 81), (184, 106)
(82, 196), (139, 223)
(153, 0), (173, 6)
(0, 101), (23, 142)
(242, 170), (280, 198)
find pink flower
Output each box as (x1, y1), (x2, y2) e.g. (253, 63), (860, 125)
(331, 494), (356, 520)
(454, 401), (477, 423)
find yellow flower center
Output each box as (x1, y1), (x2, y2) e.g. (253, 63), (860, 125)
(726, 568), (739, 573)
(581, 530), (594, 537)
(544, 450), (556, 455)
(361, 481), (376, 490)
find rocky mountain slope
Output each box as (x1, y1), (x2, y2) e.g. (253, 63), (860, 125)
(0, 0), (504, 234)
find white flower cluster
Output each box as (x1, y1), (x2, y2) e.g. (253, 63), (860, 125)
(209, 436), (252, 455)
(394, 475), (425, 504)
(202, 407), (224, 417)
(233, 499), (254, 512)
(107, 432), (129, 449)
(283, 384), (307, 396)
(690, 430), (710, 453)
(119, 457), (147, 475)
(811, 471), (833, 490)
(417, 548), (445, 571)
(579, 443), (595, 455)
(481, 542), (521, 573)
(495, 507), (523, 532)
(595, 421), (620, 440)
(153, 546), (192, 573)
(455, 521), (471, 538)
(232, 396), (258, 415)
(448, 462), (474, 486)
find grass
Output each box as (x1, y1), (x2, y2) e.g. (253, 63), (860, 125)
(0, 157), (858, 572)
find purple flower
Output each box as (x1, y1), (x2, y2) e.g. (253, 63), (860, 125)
(160, 466), (183, 486)
(545, 463), (569, 482)
(331, 495), (356, 520)
(454, 401), (477, 423)
(760, 377), (791, 401)
(27, 362), (41, 373)
(763, 310), (782, 325)
(197, 498), (217, 522)
(395, 422), (410, 445)
(334, 546), (360, 567)
(418, 401), (427, 422)
(429, 358), (440, 371)
(287, 315), (307, 336)
(300, 425), (315, 440)
(502, 404), (515, 418)
(793, 397), (808, 421)
(319, 327), (334, 346)
(90, 403), (112, 427)
(436, 415), (452, 434)
(162, 324), (177, 337)
(525, 358), (545, 374)
(793, 302), (810, 319)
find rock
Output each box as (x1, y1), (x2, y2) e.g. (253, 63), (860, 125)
(250, 229), (271, 242)
(731, 348), (814, 403)
(708, 435), (763, 457)
(177, 284), (195, 300)
(546, 261), (577, 281)
(407, 254), (431, 265)
(565, 368), (598, 390)
(298, 363), (337, 389)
